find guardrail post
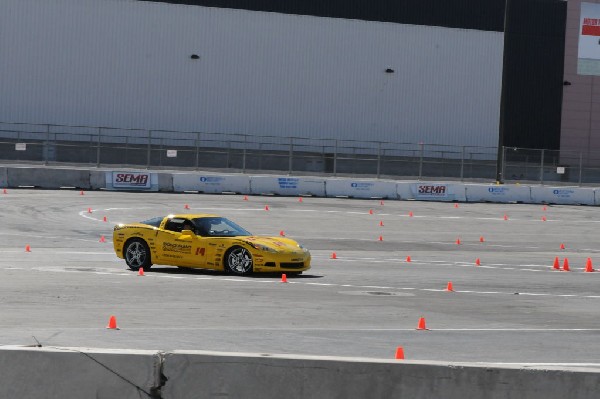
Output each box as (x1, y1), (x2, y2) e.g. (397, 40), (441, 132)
(501, 146), (506, 182)
(147, 130), (152, 168)
(96, 128), (101, 167)
(242, 135), (247, 173)
(376, 142), (381, 179)
(333, 140), (338, 176)
(195, 132), (200, 170)
(289, 137), (293, 174)
(579, 152), (583, 185)
(44, 124), (50, 166)
(418, 142), (424, 180)
(460, 146), (465, 181)
(540, 149), (545, 185)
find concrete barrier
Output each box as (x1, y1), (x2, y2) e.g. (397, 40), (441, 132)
(0, 346), (161, 399)
(89, 170), (106, 189)
(325, 178), (398, 199)
(1, 346), (599, 398)
(157, 173), (174, 192)
(404, 182), (467, 201)
(530, 186), (595, 205)
(6, 167), (90, 189)
(173, 173), (251, 193)
(250, 176), (326, 196)
(161, 351), (600, 399)
(466, 184), (532, 203)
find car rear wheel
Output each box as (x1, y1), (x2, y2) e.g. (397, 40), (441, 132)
(124, 238), (152, 271)
(225, 246), (253, 275)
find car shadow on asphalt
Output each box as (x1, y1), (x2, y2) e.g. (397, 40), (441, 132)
(139, 267), (323, 279)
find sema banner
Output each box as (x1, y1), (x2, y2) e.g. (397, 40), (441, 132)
(409, 183), (466, 201)
(108, 171), (157, 190)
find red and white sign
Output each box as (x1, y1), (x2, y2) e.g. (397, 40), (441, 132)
(578, 3), (600, 75)
(112, 172), (151, 189)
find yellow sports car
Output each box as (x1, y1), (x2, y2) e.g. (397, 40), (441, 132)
(113, 214), (311, 275)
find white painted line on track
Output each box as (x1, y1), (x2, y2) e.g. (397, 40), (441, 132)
(7, 266), (599, 300)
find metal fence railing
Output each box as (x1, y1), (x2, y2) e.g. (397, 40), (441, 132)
(0, 121), (597, 185)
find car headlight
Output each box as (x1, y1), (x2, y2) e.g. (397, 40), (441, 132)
(250, 243), (278, 253)
(297, 243), (310, 253)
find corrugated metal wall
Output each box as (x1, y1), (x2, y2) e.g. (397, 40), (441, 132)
(0, 0), (503, 147)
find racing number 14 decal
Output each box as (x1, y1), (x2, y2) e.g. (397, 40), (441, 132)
(196, 248), (205, 256)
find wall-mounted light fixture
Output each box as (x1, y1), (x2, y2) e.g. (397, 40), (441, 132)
(385, 68), (395, 73)
(190, 54), (200, 60)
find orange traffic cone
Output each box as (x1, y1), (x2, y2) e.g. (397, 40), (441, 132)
(138, 268), (144, 276)
(279, 230), (285, 236)
(243, 195), (248, 201)
(408, 211), (413, 217)
(543, 205), (547, 211)
(380, 200), (385, 206)
(560, 243), (565, 250)
(541, 216), (547, 222)
(2, 188), (6, 194)
(475, 258), (481, 266)
(406, 256), (411, 262)
(281, 274), (287, 283)
(80, 190), (84, 196)
(454, 203), (459, 208)
(298, 197), (303, 203)
(379, 221), (384, 227)
(331, 252), (337, 259)
(445, 282), (454, 292)
(394, 346), (405, 360)
(369, 209), (373, 215)
(184, 204), (190, 210)
(585, 258), (594, 273)
(103, 216), (107, 222)
(99, 235), (106, 243)
(25, 245), (31, 252)
(503, 214), (508, 221)
(265, 205), (269, 211)
(87, 207), (92, 213)
(479, 236), (485, 243)
(106, 315), (119, 330)
(378, 235), (383, 241)
(563, 258), (570, 272)
(456, 238), (461, 245)
(553, 257), (560, 270)
(416, 317), (428, 330)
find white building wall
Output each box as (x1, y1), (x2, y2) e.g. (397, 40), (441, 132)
(0, 0), (503, 147)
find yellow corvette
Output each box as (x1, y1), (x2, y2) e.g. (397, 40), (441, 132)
(113, 214), (311, 275)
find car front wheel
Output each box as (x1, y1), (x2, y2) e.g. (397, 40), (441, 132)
(225, 246), (253, 275)
(124, 238), (152, 271)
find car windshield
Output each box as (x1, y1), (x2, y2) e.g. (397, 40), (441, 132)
(191, 217), (252, 237)
(140, 216), (163, 227)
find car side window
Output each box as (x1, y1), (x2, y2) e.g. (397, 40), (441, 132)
(164, 218), (184, 233)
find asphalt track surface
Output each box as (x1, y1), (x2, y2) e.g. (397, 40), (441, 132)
(0, 189), (599, 365)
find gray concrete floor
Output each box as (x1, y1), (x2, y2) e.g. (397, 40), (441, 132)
(0, 189), (599, 364)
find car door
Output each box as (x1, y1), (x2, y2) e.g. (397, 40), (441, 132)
(155, 218), (210, 268)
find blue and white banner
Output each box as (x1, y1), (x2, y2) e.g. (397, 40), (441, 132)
(173, 174), (250, 193)
(325, 179), (398, 199)
(250, 176), (325, 196)
(465, 184), (531, 203)
(531, 186), (595, 205)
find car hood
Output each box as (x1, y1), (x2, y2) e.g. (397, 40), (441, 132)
(241, 236), (303, 251)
